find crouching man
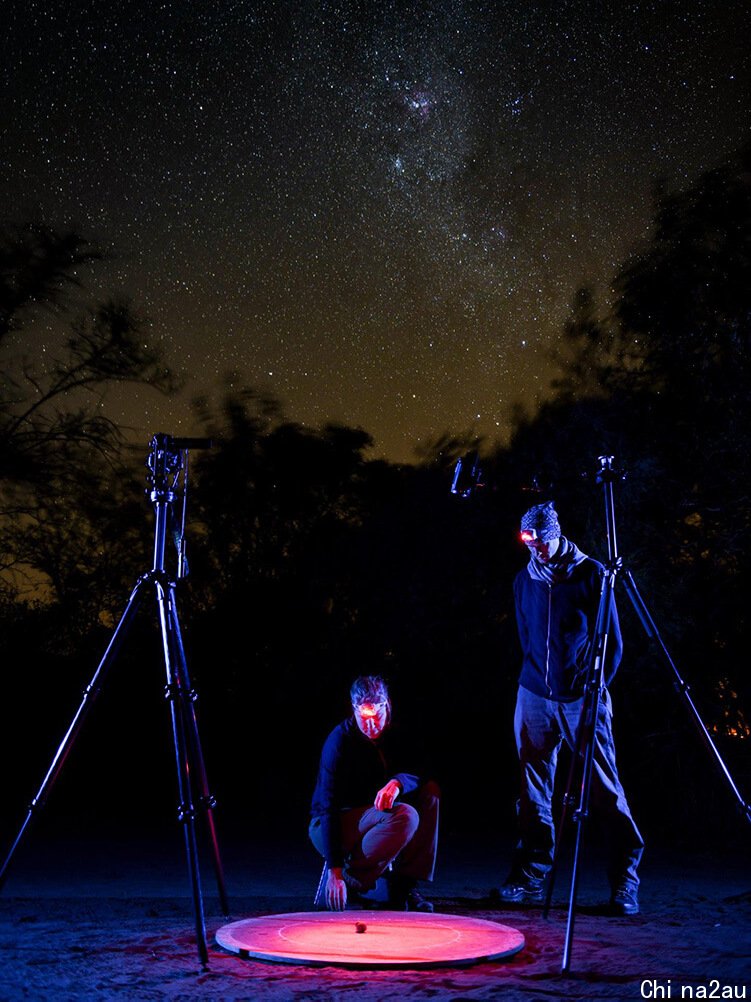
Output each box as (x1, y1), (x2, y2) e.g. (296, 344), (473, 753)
(309, 675), (439, 912)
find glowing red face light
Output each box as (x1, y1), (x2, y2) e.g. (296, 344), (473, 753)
(520, 530), (536, 543)
(352, 700), (389, 739)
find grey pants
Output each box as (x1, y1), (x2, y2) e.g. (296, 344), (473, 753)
(513, 685), (644, 890)
(310, 781), (440, 889)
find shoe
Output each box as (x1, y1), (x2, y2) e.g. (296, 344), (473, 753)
(342, 870), (374, 902)
(498, 875), (545, 904)
(358, 875), (391, 904)
(610, 882), (639, 916)
(387, 877), (434, 912)
(405, 888), (434, 913)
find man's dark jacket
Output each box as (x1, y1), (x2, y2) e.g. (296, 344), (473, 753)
(514, 555), (623, 701)
(311, 717), (422, 867)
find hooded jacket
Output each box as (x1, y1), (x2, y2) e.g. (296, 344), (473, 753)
(513, 541), (623, 701)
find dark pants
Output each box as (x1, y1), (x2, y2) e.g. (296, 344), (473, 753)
(309, 781), (440, 890)
(513, 686), (644, 890)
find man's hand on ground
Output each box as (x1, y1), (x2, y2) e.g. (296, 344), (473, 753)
(374, 779), (402, 811)
(325, 867), (347, 910)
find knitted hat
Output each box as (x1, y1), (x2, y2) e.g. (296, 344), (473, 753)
(520, 501), (561, 543)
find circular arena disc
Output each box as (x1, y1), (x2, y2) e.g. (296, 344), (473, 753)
(216, 911), (525, 968)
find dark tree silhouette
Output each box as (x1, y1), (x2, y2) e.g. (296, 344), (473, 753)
(0, 225), (101, 342)
(0, 226), (175, 626)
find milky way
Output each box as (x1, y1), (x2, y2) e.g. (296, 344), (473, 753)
(4, 1), (749, 460)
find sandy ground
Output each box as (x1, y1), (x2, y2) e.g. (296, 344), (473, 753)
(0, 830), (749, 1001)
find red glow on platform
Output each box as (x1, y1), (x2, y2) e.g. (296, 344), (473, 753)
(216, 911), (525, 968)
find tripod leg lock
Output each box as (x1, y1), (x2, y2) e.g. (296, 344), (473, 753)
(177, 802), (197, 823)
(163, 683), (198, 703)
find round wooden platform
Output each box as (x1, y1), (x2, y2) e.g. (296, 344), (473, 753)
(216, 910), (525, 968)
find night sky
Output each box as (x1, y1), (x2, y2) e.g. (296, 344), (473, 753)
(4, 1), (749, 461)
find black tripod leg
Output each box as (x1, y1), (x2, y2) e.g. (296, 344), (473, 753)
(543, 693), (591, 919)
(562, 685), (602, 973)
(560, 556), (616, 973)
(165, 585), (230, 916)
(156, 578), (209, 968)
(0, 576), (149, 891)
(621, 571), (751, 825)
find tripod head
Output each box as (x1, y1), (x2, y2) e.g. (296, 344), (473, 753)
(146, 433), (212, 576)
(147, 434), (212, 502)
(594, 454), (626, 485)
(590, 455), (624, 570)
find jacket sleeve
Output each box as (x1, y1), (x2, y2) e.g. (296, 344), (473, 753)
(391, 770), (421, 795)
(514, 572), (529, 655)
(311, 729), (345, 867)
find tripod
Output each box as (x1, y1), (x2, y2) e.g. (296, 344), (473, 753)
(0, 433), (229, 968)
(543, 455), (751, 974)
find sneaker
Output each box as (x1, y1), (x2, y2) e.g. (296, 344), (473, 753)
(387, 877), (434, 912)
(358, 875), (391, 904)
(498, 875), (545, 904)
(610, 882), (639, 916)
(342, 870), (374, 902)
(405, 888), (434, 913)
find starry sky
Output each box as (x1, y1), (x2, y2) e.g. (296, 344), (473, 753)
(4, 1), (749, 461)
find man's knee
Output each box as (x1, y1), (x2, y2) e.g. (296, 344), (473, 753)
(392, 802), (420, 837)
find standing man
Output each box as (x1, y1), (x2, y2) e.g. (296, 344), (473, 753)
(500, 501), (644, 915)
(310, 675), (439, 912)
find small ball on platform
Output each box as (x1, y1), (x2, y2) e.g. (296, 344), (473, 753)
(355, 921), (367, 934)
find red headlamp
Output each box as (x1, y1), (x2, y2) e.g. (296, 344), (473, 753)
(354, 701), (387, 718)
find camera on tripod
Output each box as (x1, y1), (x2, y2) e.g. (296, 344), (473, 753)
(450, 451), (483, 499)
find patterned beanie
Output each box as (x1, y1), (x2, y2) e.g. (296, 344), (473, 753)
(520, 501), (561, 543)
